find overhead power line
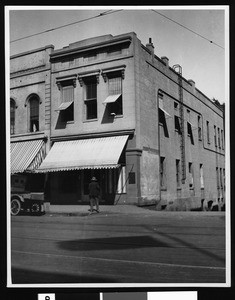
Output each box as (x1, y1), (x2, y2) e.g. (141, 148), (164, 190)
(152, 10), (224, 50)
(10, 9), (123, 43)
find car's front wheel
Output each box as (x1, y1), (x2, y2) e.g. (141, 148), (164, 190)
(11, 198), (21, 216)
(30, 202), (41, 214)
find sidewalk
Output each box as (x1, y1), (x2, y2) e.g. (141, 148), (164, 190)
(46, 204), (226, 216)
(47, 204), (151, 215)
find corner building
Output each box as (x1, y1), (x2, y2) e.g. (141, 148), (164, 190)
(11, 32), (225, 210)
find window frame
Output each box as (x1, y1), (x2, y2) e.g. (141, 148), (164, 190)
(56, 76), (76, 124)
(214, 125), (217, 147)
(198, 115), (202, 141)
(176, 159), (181, 188)
(199, 163), (204, 189)
(10, 99), (16, 135)
(188, 162), (194, 189)
(102, 66), (125, 117)
(29, 96), (40, 132)
(206, 120), (210, 144)
(84, 78), (98, 120)
(218, 127), (221, 148)
(174, 115), (182, 134)
(160, 156), (167, 190)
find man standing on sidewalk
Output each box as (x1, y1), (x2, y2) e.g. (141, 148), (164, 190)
(88, 176), (100, 214)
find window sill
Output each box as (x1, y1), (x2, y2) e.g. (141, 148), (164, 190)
(161, 187), (167, 191)
(108, 114), (123, 119)
(177, 187), (182, 190)
(83, 118), (98, 123)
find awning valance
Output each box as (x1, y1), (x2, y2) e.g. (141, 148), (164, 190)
(11, 139), (45, 174)
(36, 135), (129, 173)
(103, 94), (121, 104)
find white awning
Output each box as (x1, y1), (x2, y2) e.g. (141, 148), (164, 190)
(55, 101), (73, 111)
(36, 135), (129, 173)
(11, 139), (45, 174)
(103, 94), (121, 104)
(159, 107), (171, 117)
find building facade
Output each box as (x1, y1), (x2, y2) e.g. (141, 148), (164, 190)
(10, 32), (225, 210)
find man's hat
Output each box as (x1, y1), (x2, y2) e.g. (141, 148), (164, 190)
(91, 177), (97, 181)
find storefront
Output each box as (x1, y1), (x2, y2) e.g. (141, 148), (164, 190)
(37, 135), (133, 205)
(10, 137), (47, 193)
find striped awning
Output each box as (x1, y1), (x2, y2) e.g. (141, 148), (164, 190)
(37, 135), (129, 173)
(11, 139), (46, 174)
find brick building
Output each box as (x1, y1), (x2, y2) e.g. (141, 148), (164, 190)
(10, 32), (225, 210)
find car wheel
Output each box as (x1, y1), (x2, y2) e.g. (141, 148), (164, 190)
(11, 198), (21, 216)
(31, 202), (41, 214)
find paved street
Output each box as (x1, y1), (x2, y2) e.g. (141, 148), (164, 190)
(11, 206), (226, 284)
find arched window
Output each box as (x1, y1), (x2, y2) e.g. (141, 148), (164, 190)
(10, 99), (16, 135)
(29, 96), (39, 132)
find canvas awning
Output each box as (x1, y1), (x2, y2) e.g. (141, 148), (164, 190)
(103, 94), (121, 104)
(55, 101), (73, 111)
(36, 135), (129, 173)
(11, 139), (46, 174)
(159, 98), (170, 116)
(159, 107), (171, 117)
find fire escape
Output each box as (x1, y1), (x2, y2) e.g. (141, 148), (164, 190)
(173, 64), (186, 183)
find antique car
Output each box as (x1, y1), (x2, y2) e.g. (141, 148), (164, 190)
(11, 174), (45, 216)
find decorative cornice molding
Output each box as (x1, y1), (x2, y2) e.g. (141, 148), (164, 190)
(101, 65), (126, 82)
(77, 70), (100, 87)
(56, 74), (77, 89)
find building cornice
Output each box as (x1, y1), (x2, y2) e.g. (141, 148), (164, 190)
(50, 36), (132, 60)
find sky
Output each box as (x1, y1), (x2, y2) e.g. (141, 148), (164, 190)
(7, 6), (228, 104)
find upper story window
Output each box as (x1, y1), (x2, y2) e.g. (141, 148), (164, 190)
(198, 115), (202, 141)
(56, 77), (76, 123)
(214, 125), (217, 147)
(174, 115), (182, 134)
(84, 77), (97, 120)
(221, 129), (224, 149)
(78, 71), (100, 121)
(102, 66), (125, 117)
(29, 96), (39, 132)
(218, 127), (221, 148)
(10, 99), (16, 135)
(158, 92), (169, 137)
(206, 120), (210, 144)
(187, 121), (194, 144)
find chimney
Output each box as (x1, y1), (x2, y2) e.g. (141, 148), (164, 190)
(146, 38), (154, 55)
(161, 56), (169, 67)
(188, 79), (195, 90)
